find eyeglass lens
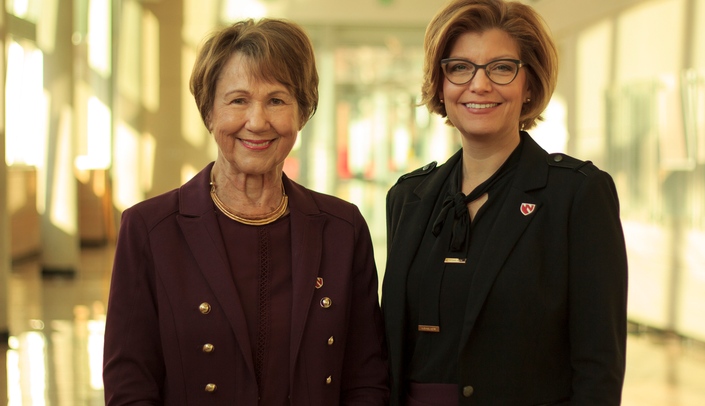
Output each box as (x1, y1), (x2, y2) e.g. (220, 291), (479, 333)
(443, 59), (520, 85)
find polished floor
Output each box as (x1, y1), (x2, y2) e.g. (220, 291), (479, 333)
(4, 243), (705, 405)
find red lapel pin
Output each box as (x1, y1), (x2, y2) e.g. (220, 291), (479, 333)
(520, 203), (536, 216)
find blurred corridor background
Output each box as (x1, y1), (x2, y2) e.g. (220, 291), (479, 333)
(1, 0), (705, 404)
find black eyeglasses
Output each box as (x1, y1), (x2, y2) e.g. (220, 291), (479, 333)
(440, 58), (526, 85)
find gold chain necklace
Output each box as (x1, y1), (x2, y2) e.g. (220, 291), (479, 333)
(210, 177), (288, 226)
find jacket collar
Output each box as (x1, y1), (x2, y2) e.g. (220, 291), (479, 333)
(177, 162), (320, 217)
(513, 131), (550, 192)
(411, 132), (548, 202)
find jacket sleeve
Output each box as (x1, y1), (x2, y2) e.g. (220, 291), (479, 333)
(339, 208), (390, 405)
(103, 207), (165, 405)
(568, 169), (628, 404)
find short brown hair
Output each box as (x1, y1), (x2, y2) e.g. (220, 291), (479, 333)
(189, 18), (319, 129)
(421, 0), (558, 130)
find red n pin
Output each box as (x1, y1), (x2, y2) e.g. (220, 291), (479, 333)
(315, 277), (324, 289)
(520, 203), (536, 216)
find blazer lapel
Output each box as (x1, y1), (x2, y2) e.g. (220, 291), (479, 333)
(383, 151), (461, 385)
(283, 176), (327, 376)
(176, 163), (256, 375)
(385, 150), (462, 296)
(458, 188), (541, 345)
(459, 134), (549, 346)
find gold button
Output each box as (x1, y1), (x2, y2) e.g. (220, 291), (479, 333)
(199, 302), (211, 314)
(202, 343), (214, 353)
(462, 385), (474, 397)
(553, 154), (563, 162)
(327, 336), (334, 345)
(320, 297), (332, 308)
(205, 383), (217, 392)
(325, 376), (332, 384)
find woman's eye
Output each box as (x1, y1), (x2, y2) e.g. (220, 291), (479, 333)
(230, 98), (246, 105)
(450, 63), (471, 72)
(490, 63), (514, 73)
(271, 98), (285, 105)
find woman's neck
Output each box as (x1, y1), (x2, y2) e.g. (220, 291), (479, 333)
(211, 161), (284, 217)
(460, 133), (520, 193)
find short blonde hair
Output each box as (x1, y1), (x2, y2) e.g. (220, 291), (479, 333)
(189, 18), (319, 129)
(421, 0), (558, 130)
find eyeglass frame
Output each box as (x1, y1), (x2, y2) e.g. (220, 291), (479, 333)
(440, 58), (526, 86)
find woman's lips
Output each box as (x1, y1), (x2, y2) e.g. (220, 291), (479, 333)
(464, 102), (499, 109)
(240, 139), (274, 150)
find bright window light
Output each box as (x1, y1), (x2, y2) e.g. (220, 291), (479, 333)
(222, 0), (267, 20)
(88, 0), (112, 77)
(5, 41), (47, 167)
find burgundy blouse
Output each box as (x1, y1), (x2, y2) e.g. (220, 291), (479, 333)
(216, 212), (293, 404)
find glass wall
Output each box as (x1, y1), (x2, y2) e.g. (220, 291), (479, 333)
(571, 0), (705, 340)
(302, 26), (458, 268)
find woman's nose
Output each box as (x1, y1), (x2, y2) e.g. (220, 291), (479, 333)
(468, 68), (493, 92)
(245, 103), (269, 131)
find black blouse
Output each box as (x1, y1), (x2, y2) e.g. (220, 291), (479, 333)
(404, 141), (522, 383)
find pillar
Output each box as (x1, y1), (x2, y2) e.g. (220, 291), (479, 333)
(40, 0), (80, 276)
(1, 4), (10, 404)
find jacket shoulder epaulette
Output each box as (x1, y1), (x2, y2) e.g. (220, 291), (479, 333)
(546, 153), (596, 176)
(397, 161), (437, 183)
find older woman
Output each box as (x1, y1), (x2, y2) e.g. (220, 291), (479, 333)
(382, 0), (628, 405)
(103, 18), (388, 405)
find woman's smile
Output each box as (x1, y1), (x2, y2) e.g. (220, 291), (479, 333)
(464, 102), (500, 109)
(240, 138), (276, 150)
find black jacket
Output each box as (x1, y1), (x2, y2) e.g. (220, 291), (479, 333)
(382, 132), (628, 405)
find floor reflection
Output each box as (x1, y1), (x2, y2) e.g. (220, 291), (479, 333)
(4, 243), (705, 405)
(623, 326), (705, 406)
(6, 245), (110, 406)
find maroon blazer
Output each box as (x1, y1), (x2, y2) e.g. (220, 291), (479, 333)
(103, 163), (389, 405)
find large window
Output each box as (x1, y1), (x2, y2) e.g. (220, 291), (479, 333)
(5, 40), (45, 167)
(574, 0), (705, 340)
